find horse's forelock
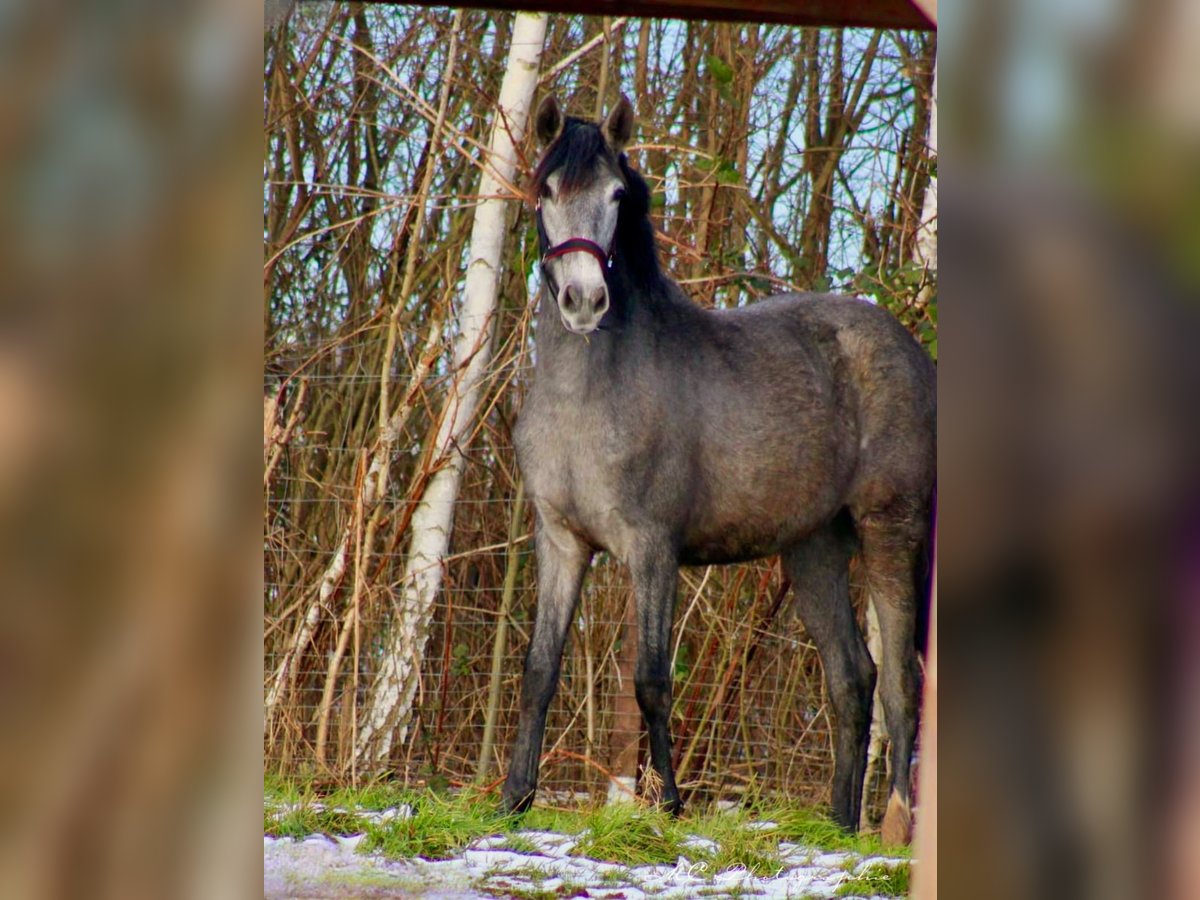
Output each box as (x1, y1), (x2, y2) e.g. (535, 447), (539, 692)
(533, 119), (616, 196)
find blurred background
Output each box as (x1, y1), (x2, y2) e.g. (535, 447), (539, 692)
(940, 0), (1200, 896)
(0, 0), (1197, 897)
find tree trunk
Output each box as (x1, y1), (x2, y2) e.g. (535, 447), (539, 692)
(914, 62), (937, 306)
(353, 11), (549, 768)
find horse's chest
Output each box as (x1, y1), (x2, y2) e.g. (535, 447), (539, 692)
(514, 399), (651, 542)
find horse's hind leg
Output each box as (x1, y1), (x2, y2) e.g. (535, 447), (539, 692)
(856, 503), (925, 845)
(782, 519), (875, 831)
(501, 515), (590, 814)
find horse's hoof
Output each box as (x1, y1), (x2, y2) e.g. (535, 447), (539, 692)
(663, 796), (684, 818)
(500, 787), (534, 816)
(880, 790), (912, 846)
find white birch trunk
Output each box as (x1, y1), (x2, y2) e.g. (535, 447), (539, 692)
(915, 63), (937, 302)
(354, 12), (548, 767)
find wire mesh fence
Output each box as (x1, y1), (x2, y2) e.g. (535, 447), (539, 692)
(265, 438), (842, 803)
(264, 371), (895, 817)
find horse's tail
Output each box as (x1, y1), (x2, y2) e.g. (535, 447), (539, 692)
(914, 481), (937, 657)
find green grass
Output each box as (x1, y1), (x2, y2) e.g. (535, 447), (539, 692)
(687, 808), (781, 877)
(597, 868), (627, 885)
(498, 834), (541, 855)
(264, 772), (402, 838)
(508, 863), (549, 885)
(325, 779), (414, 812)
(753, 803), (911, 859)
(360, 791), (511, 860)
(265, 803), (370, 839)
(263, 771), (307, 806)
(263, 776), (909, 883)
(518, 805), (590, 835)
(265, 774), (375, 837)
(835, 861), (911, 897)
(567, 804), (686, 866)
(265, 772), (415, 812)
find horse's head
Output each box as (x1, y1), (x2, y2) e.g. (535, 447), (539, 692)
(532, 95), (635, 335)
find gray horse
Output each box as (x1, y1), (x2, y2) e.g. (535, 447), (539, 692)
(501, 95), (935, 841)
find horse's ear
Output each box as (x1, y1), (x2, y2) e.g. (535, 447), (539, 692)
(535, 95), (564, 146)
(603, 94), (634, 153)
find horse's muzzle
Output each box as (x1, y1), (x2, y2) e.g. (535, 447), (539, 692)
(558, 281), (609, 334)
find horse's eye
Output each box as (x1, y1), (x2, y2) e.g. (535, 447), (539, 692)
(539, 183), (553, 200)
(612, 187), (626, 202)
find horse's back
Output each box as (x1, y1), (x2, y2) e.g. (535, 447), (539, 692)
(763, 293), (936, 516)
(639, 293), (924, 561)
(700, 292), (936, 520)
(704, 292), (934, 427)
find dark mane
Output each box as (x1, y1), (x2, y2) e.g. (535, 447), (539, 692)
(613, 155), (662, 285)
(532, 118), (613, 194)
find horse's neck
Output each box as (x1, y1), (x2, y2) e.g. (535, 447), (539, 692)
(531, 253), (685, 388)
(532, 284), (635, 390)
(532, 291), (608, 380)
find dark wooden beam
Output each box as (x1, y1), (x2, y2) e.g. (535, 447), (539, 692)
(908, 0), (936, 25)
(351, 0), (936, 31)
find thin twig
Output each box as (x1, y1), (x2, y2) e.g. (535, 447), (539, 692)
(539, 18), (629, 86)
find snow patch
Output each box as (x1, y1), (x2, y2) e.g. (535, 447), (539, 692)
(265, 809), (909, 898)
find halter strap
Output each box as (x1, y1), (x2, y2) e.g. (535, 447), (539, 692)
(542, 237), (612, 269)
(536, 201), (614, 272)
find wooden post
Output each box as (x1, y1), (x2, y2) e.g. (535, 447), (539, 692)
(912, 573), (937, 898)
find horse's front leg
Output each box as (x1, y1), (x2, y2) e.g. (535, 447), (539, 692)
(630, 538), (684, 815)
(501, 513), (590, 814)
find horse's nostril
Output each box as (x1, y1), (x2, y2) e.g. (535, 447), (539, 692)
(561, 283), (607, 320)
(561, 285), (578, 311)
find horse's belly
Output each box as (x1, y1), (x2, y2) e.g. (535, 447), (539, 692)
(679, 507), (830, 565)
(679, 531), (784, 566)
(678, 462), (846, 565)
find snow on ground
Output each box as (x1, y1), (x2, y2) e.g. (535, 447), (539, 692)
(264, 816), (906, 899)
